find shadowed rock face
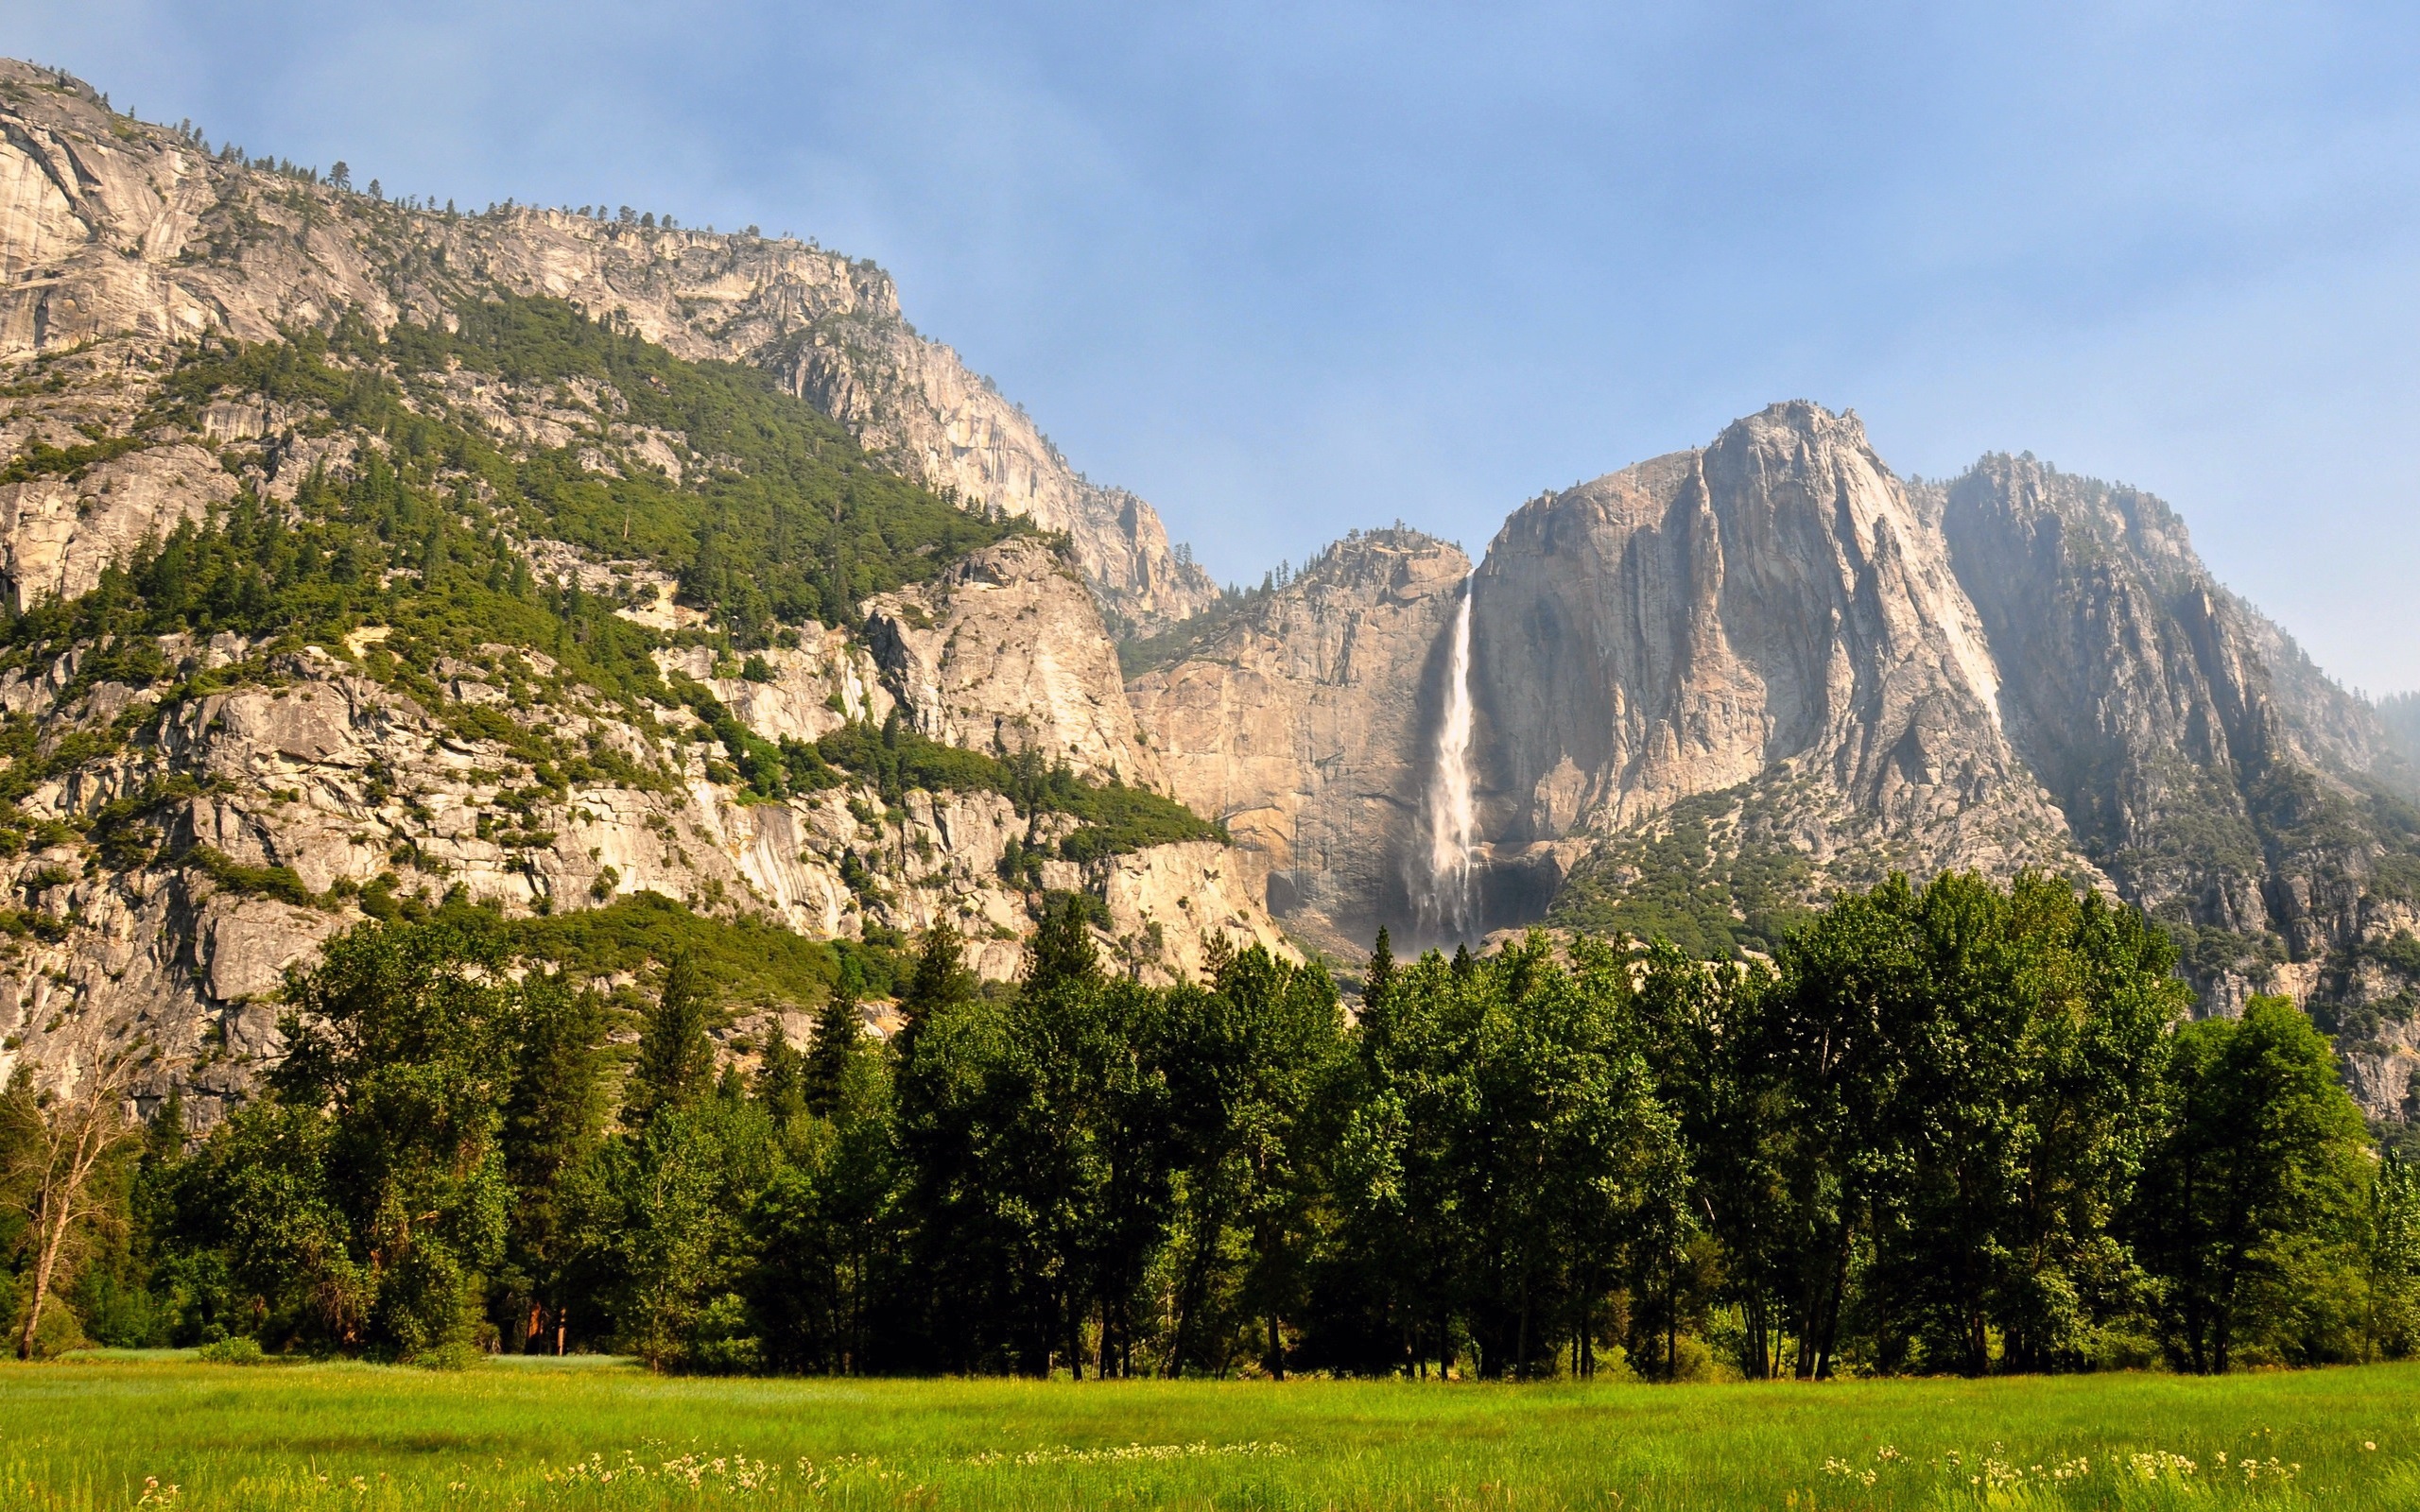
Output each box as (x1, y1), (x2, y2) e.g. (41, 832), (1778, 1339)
(1127, 530), (1472, 955)
(1466, 403), (2085, 918)
(1942, 456), (2420, 1107)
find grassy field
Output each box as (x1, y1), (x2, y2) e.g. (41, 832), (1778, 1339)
(2, 1356), (2417, 1511)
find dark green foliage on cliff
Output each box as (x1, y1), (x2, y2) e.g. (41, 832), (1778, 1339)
(1547, 784), (1815, 956)
(0, 443), (667, 717)
(364, 295), (1014, 638)
(503, 891), (900, 1009)
(700, 711), (1222, 859)
(27, 292), (1011, 680)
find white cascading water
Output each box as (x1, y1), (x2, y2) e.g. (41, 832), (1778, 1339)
(1418, 574), (1478, 937)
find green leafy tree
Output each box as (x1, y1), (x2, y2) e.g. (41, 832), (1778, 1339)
(2369, 1150), (2420, 1358)
(586, 1095), (777, 1370)
(749, 1028), (896, 1373)
(498, 970), (612, 1351)
(1159, 940), (1344, 1376)
(263, 919), (515, 1356)
(2132, 995), (2374, 1371)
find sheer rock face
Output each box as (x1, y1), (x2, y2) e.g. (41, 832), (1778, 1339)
(1942, 456), (2420, 1110)
(0, 60), (1213, 626)
(1126, 530), (1473, 955)
(1135, 402), (2420, 1116)
(1467, 404), (2087, 908)
(0, 445), (241, 610)
(864, 537), (1164, 789)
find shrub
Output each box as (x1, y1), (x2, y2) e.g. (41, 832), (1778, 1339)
(196, 1336), (267, 1365)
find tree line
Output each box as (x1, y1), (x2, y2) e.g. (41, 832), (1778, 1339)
(6, 869), (2415, 1377)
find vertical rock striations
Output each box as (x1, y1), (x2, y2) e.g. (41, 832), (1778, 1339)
(1943, 455), (2420, 1108)
(1135, 405), (2420, 1123)
(1127, 530), (1471, 955)
(1474, 404), (2086, 950)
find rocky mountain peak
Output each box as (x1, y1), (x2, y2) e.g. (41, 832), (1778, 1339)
(0, 60), (1276, 1119)
(1467, 402), (2067, 924)
(0, 60), (1213, 627)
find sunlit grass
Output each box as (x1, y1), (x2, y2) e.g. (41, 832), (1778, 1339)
(2, 1356), (2416, 1509)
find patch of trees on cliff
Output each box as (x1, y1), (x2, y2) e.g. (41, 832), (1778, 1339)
(8, 870), (2415, 1377)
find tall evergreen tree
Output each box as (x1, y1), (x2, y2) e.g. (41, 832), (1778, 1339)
(804, 986), (861, 1120)
(500, 970), (612, 1352)
(897, 924), (977, 1058)
(755, 1022), (807, 1128)
(626, 952), (715, 1128)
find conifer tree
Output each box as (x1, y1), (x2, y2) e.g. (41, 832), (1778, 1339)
(626, 952), (715, 1127)
(804, 986), (861, 1120)
(755, 1022), (806, 1127)
(897, 924), (977, 1057)
(1359, 926), (1397, 1054)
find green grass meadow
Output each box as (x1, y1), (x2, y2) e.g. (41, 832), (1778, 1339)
(4, 1357), (2418, 1511)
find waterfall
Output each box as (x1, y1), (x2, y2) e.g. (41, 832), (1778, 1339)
(1418, 573), (1478, 937)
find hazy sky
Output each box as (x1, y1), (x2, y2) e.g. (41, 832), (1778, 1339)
(15, 2), (2420, 692)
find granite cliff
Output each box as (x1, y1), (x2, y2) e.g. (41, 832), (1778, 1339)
(0, 62), (1272, 1120)
(0, 62), (1214, 627)
(1132, 404), (2420, 1117)
(1126, 529), (1471, 956)
(9, 58), (2419, 1126)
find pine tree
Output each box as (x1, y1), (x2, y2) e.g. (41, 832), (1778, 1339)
(804, 987), (860, 1119)
(1025, 897), (1100, 996)
(1360, 927), (1397, 1053)
(756, 1022), (806, 1126)
(626, 952), (715, 1127)
(897, 924), (977, 1057)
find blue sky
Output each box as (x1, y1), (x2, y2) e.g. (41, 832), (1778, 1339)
(16, 2), (2420, 692)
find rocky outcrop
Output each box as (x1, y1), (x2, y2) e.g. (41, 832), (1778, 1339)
(1463, 404), (2088, 939)
(0, 445), (240, 610)
(1942, 455), (2420, 1113)
(0, 60), (1278, 1117)
(762, 319), (1215, 629)
(864, 537), (1164, 788)
(0, 636), (1281, 1118)
(1136, 406), (2420, 1121)
(0, 60), (1213, 627)
(1126, 529), (1472, 954)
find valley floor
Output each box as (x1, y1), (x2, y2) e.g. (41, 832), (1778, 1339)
(0, 1357), (2414, 1510)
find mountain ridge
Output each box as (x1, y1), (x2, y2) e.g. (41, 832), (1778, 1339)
(1131, 403), (2420, 1119)
(7, 57), (2418, 1131)
(0, 61), (1281, 1125)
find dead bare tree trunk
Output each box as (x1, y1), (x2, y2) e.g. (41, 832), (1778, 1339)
(6, 1048), (143, 1361)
